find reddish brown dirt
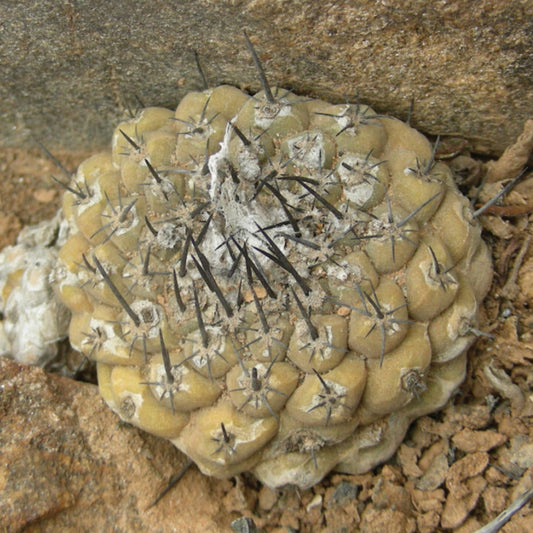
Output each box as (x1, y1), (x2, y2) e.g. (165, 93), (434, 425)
(0, 148), (91, 249)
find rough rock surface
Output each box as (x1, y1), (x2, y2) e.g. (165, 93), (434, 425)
(0, 357), (229, 533)
(1, 0), (531, 157)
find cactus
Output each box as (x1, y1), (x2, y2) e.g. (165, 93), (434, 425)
(52, 37), (493, 489)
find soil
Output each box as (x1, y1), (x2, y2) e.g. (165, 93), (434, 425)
(0, 133), (532, 531)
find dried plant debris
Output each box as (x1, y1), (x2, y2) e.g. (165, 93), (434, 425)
(485, 120), (533, 183)
(50, 36), (494, 489)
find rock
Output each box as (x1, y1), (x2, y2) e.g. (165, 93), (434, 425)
(440, 452), (490, 529)
(230, 517), (259, 533)
(361, 506), (417, 533)
(258, 486), (279, 511)
(328, 480), (359, 506)
(445, 452), (489, 496)
(0, 0), (531, 157)
(441, 476), (487, 529)
(0, 357), (231, 532)
(415, 452), (449, 491)
(482, 485), (508, 515)
(451, 428), (508, 453)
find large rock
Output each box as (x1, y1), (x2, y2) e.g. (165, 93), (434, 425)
(0, 0), (531, 157)
(0, 357), (230, 532)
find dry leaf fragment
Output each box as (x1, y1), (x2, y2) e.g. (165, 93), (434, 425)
(485, 119), (533, 183)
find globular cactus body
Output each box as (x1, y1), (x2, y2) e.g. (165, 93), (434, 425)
(54, 49), (492, 489)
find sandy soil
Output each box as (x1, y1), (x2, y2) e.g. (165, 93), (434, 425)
(0, 135), (532, 531)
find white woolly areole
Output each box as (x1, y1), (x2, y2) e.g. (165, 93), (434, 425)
(338, 155), (380, 207)
(206, 122), (285, 271)
(287, 132), (326, 170)
(73, 174), (103, 215)
(254, 98), (292, 130)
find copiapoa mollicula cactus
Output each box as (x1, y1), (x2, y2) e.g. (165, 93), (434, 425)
(53, 35), (493, 489)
